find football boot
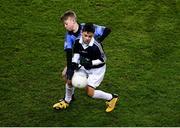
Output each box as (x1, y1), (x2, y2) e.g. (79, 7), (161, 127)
(105, 94), (119, 112)
(53, 99), (69, 110)
(53, 94), (75, 110)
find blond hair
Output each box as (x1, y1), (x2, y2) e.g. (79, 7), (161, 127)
(60, 10), (77, 21)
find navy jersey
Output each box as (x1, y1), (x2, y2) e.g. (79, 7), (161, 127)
(72, 37), (106, 69)
(64, 23), (107, 50)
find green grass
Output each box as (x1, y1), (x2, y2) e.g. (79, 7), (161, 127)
(0, 0), (179, 126)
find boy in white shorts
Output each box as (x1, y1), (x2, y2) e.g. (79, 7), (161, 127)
(53, 23), (118, 112)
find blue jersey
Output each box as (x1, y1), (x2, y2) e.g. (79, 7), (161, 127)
(64, 23), (106, 50)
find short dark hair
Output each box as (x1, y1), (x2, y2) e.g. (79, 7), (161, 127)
(60, 10), (77, 21)
(82, 23), (95, 33)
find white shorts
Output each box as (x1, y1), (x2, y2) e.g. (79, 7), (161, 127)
(76, 65), (106, 88)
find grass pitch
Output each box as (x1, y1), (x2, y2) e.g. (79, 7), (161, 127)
(0, 0), (179, 126)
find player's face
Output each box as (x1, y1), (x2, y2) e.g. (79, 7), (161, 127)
(82, 32), (94, 44)
(63, 17), (75, 31)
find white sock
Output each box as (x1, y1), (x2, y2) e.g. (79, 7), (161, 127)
(64, 84), (75, 103)
(92, 90), (112, 101)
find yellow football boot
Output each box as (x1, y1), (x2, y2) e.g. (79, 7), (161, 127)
(53, 99), (69, 110)
(106, 94), (119, 112)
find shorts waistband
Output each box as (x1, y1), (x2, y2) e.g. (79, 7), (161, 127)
(84, 63), (105, 70)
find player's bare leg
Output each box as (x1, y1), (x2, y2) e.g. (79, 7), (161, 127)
(61, 66), (67, 81)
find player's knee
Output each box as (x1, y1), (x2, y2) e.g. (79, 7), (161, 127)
(87, 91), (93, 97)
(61, 66), (67, 80)
(66, 83), (73, 88)
(62, 70), (66, 76)
(66, 80), (73, 87)
(62, 74), (66, 81)
(86, 86), (94, 97)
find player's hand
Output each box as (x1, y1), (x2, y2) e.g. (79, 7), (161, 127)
(72, 62), (79, 70)
(80, 57), (92, 69)
(95, 36), (102, 43)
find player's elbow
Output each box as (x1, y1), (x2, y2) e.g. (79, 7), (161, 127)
(105, 27), (111, 35)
